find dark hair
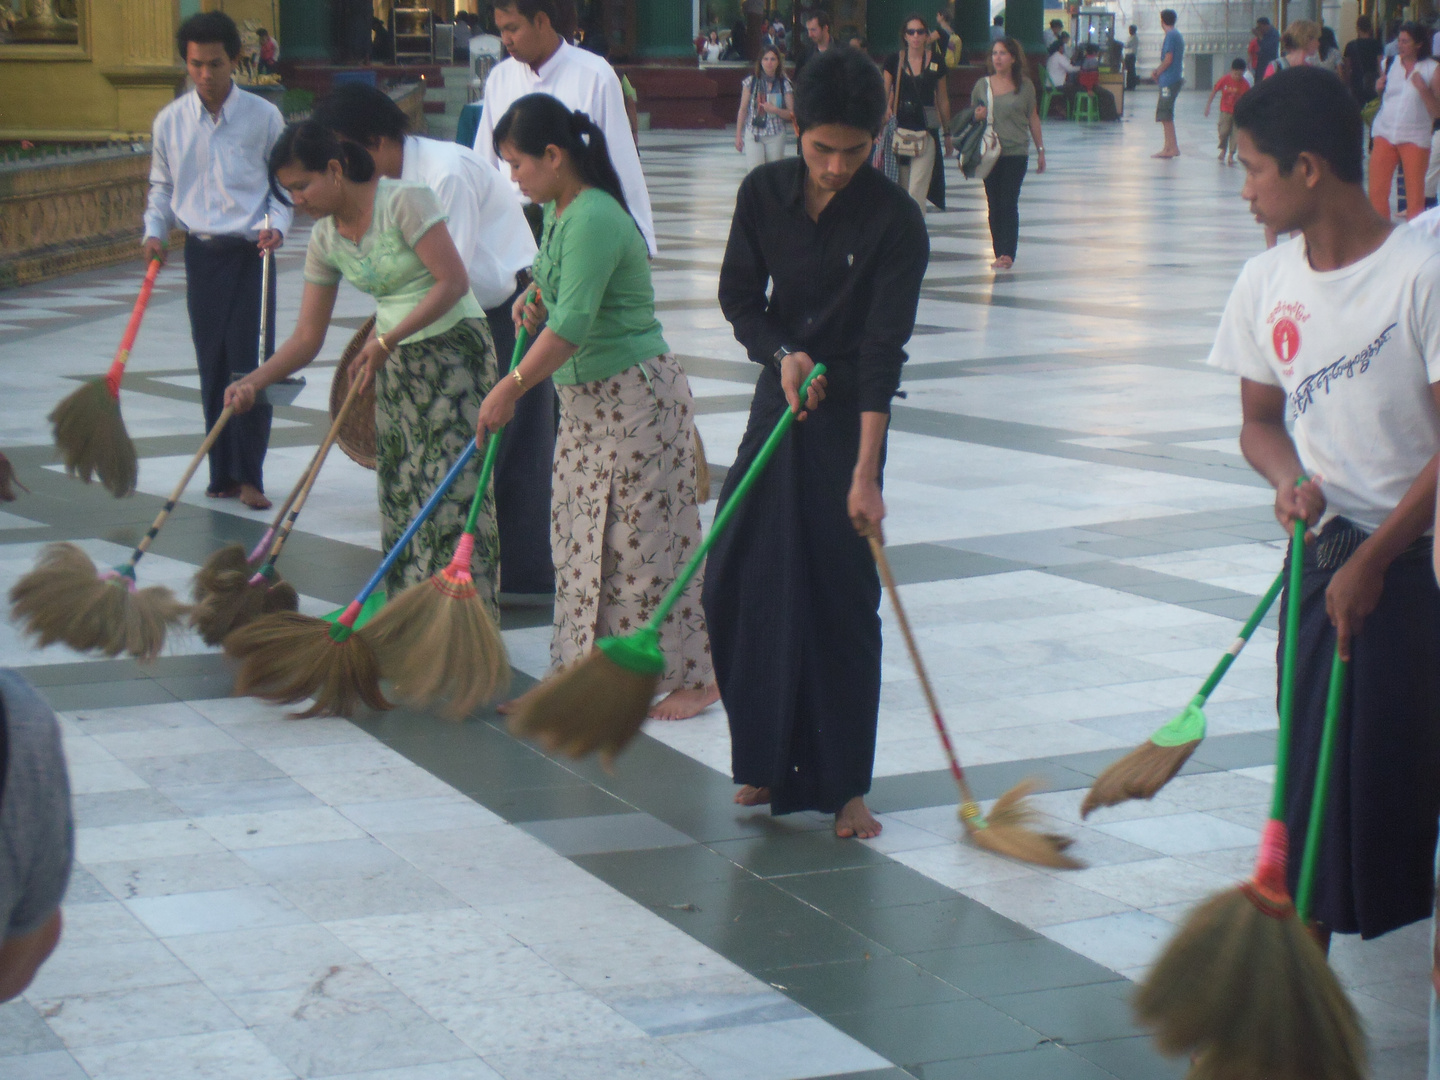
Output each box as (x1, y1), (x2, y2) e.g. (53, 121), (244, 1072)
(1232, 66), (1362, 184)
(493, 0), (559, 23)
(1318, 26), (1337, 59)
(793, 44), (887, 136)
(1046, 37), (1064, 56)
(267, 120), (377, 205)
(989, 37), (1028, 86)
(1128, 24), (1137, 33)
(752, 45), (784, 82)
(176, 11), (241, 61)
(1050, 19), (1064, 28)
(493, 93), (631, 216)
(900, 12), (927, 46)
(1159, 9), (1177, 27)
(806, 10), (831, 29)
(993, 14), (1003, 24)
(1232, 58), (1247, 71)
(312, 84), (411, 147)
(1256, 16), (1271, 26)
(1398, 21), (1432, 58)
(1355, 14), (1373, 35)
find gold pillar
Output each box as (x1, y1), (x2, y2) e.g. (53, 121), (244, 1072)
(104, 0), (187, 135)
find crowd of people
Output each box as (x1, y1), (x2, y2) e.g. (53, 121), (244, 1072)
(15, 8), (1440, 1072)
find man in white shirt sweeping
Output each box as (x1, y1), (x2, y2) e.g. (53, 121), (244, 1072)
(144, 11), (291, 510)
(474, 0), (656, 256)
(312, 84), (554, 603)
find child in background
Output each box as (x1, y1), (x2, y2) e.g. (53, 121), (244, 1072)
(1205, 59), (1249, 162)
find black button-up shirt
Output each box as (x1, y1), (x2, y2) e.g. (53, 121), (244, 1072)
(718, 157), (929, 414)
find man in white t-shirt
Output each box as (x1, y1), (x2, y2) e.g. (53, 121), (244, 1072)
(1210, 67), (1440, 962)
(475, 0), (656, 256)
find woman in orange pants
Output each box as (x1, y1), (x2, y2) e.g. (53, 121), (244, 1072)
(1369, 22), (1440, 220)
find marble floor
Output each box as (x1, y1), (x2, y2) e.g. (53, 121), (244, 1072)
(0, 90), (1430, 1079)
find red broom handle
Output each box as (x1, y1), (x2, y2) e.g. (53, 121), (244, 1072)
(868, 531), (981, 807)
(105, 257), (163, 398)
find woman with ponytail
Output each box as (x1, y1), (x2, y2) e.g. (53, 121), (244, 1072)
(477, 93), (717, 720)
(226, 120), (501, 604)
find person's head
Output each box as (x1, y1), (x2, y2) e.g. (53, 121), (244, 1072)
(1318, 26), (1337, 57)
(1281, 20), (1321, 57)
(1355, 14), (1373, 36)
(1256, 16), (1271, 35)
(176, 11), (241, 107)
(1397, 21), (1431, 59)
(1232, 58), (1247, 73)
(901, 14), (928, 50)
(990, 37), (1024, 80)
(1049, 19), (1064, 32)
(1129, 23), (1137, 35)
(993, 14), (1003, 26)
(493, 0), (562, 65)
(792, 47), (885, 192)
(709, 29), (719, 42)
(257, 28), (270, 41)
(806, 10), (831, 45)
(267, 120), (377, 218)
(1084, 43), (1098, 56)
(1160, 9), (1177, 29)
(936, 11), (951, 29)
(1233, 66), (1363, 233)
(311, 83), (411, 178)
(493, 92), (629, 214)
(755, 45), (782, 79)
(1046, 37), (1064, 55)
(848, 35), (865, 50)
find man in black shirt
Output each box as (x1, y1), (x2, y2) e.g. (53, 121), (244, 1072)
(705, 48), (928, 840)
(1341, 14), (1383, 104)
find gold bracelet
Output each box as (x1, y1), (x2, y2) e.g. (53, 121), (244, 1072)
(511, 368), (527, 393)
(376, 333), (393, 355)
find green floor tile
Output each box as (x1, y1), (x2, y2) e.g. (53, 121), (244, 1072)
(825, 998), (1043, 1068)
(759, 954), (965, 1016)
(37, 678), (177, 712)
(706, 830), (894, 879)
(489, 781), (634, 823)
(777, 864), (962, 914)
(915, 1044), (1122, 1080)
(987, 981), (1143, 1045)
(678, 879), (888, 969)
(836, 897), (1036, 955)
(1068, 1036), (1187, 1080)
(909, 938), (1121, 999)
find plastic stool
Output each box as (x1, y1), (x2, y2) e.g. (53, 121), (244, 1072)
(1074, 92), (1098, 123)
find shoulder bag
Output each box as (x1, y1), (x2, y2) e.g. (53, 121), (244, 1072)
(970, 77), (1003, 181)
(891, 55), (930, 158)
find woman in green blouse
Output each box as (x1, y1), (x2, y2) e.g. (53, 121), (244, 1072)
(225, 121), (499, 607)
(476, 93), (716, 720)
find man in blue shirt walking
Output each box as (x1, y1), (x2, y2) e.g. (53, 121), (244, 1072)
(1153, 9), (1185, 158)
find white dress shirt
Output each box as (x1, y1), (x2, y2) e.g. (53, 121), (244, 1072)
(400, 135), (537, 310)
(144, 82), (292, 242)
(474, 40), (656, 255)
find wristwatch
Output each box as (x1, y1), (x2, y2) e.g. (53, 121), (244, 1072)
(773, 345), (794, 367)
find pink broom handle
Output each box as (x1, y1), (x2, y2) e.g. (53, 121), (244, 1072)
(105, 257), (163, 398)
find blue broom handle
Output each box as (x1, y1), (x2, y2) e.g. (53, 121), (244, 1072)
(337, 437), (478, 625)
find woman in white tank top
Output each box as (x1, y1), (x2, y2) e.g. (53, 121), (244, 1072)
(1370, 22), (1440, 220)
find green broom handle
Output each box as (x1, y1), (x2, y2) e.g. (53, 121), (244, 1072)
(1296, 648), (1347, 922)
(1269, 518), (1306, 822)
(643, 365), (826, 634)
(1194, 569), (1284, 703)
(461, 325), (532, 538)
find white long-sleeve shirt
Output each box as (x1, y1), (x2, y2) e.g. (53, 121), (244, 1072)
(144, 82), (292, 242)
(474, 40), (656, 255)
(400, 135), (537, 310)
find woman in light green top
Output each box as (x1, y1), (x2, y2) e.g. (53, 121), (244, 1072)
(972, 37), (1045, 271)
(477, 93), (716, 721)
(226, 121), (500, 606)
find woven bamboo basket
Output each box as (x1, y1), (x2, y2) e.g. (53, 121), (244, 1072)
(331, 315), (378, 471)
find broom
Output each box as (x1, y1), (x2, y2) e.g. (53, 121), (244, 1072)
(50, 255), (160, 498)
(363, 328), (532, 718)
(1134, 527), (1366, 1080)
(869, 529), (1082, 868)
(223, 432), (483, 718)
(191, 371), (369, 644)
(10, 406), (234, 660)
(1081, 568), (1285, 817)
(508, 365), (828, 766)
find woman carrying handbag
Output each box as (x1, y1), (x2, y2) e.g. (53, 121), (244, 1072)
(883, 14), (953, 211)
(972, 36), (1045, 270)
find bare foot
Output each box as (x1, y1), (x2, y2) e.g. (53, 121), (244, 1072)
(995, 256), (1014, 270)
(1152, 150), (1180, 158)
(648, 683), (719, 720)
(835, 796), (882, 839)
(207, 484), (240, 499)
(733, 785), (770, 806)
(239, 483), (271, 511)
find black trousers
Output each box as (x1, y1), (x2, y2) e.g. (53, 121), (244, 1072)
(183, 235), (274, 493)
(983, 155), (1028, 260)
(1279, 520), (1440, 939)
(486, 285), (557, 597)
(1123, 53), (1138, 90)
(703, 368), (884, 815)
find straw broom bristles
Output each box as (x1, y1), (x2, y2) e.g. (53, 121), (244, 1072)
(507, 635), (659, 765)
(1080, 736), (1199, 818)
(9, 542), (187, 660)
(50, 379), (138, 498)
(190, 545), (299, 646)
(0, 451), (30, 502)
(365, 533), (510, 719)
(964, 780), (1083, 869)
(225, 610), (390, 718)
